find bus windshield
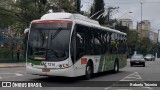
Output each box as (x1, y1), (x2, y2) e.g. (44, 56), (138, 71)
(27, 20), (72, 61)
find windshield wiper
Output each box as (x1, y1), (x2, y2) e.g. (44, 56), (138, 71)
(49, 28), (62, 46)
(45, 28), (62, 59)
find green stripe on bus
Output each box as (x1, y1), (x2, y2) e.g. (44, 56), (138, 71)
(98, 55), (104, 72)
(27, 58), (41, 65)
(98, 54), (127, 72)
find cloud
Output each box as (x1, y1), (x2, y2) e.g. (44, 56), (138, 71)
(81, 0), (160, 31)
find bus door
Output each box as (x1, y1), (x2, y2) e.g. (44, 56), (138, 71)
(72, 24), (88, 76)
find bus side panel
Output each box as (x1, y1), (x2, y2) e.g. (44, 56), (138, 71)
(119, 54), (127, 69)
(97, 54), (127, 72)
(73, 56), (101, 77)
(98, 54), (114, 72)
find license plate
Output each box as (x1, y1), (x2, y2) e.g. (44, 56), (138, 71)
(135, 62), (139, 63)
(42, 68), (50, 72)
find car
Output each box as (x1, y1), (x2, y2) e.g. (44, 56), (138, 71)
(144, 54), (155, 61)
(130, 54), (145, 67)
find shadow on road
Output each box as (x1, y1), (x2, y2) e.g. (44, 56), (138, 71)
(30, 70), (125, 83)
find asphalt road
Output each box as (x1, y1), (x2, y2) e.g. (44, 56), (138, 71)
(0, 59), (160, 90)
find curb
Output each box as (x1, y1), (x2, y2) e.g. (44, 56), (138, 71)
(0, 63), (25, 68)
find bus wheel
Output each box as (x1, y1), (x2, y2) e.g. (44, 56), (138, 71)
(85, 62), (93, 80)
(113, 60), (119, 73)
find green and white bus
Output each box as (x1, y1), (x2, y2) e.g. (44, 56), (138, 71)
(26, 12), (127, 79)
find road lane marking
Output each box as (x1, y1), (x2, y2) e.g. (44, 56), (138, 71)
(120, 79), (136, 81)
(115, 89), (132, 90)
(123, 76), (141, 79)
(15, 73), (23, 76)
(0, 73), (23, 79)
(104, 72), (153, 90)
(0, 73), (13, 74)
(105, 72), (137, 90)
(120, 72), (143, 81)
(142, 87), (152, 90)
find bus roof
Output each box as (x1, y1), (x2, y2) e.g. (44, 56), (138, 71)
(38, 12), (126, 35)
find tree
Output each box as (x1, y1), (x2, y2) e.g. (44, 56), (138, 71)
(126, 30), (139, 56)
(48, 0), (76, 13)
(90, 0), (105, 24)
(0, 0), (77, 37)
(90, 0), (119, 26)
(76, 0), (81, 13)
(0, 0), (77, 60)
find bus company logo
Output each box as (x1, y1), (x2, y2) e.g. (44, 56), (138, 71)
(2, 82), (12, 87)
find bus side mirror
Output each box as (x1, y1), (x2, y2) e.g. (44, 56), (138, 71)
(24, 28), (29, 34)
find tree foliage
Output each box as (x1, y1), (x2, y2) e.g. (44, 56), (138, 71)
(90, 0), (119, 26)
(126, 30), (157, 57)
(0, 0), (76, 37)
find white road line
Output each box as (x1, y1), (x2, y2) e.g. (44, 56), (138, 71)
(0, 73), (13, 74)
(120, 72), (142, 81)
(105, 72), (137, 90)
(0, 73), (23, 79)
(115, 89), (132, 90)
(105, 72), (151, 90)
(15, 73), (23, 76)
(142, 87), (152, 90)
(120, 79), (136, 81)
(124, 76), (141, 79)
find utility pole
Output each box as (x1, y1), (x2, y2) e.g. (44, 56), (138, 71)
(140, 2), (143, 38)
(156, 30), (160, 58)
(157, 30), (160, 43)
(105, 7), (119, 26)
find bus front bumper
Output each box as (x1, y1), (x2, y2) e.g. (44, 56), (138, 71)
(26, 65), (75, 77)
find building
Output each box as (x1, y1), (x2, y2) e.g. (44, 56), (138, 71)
(137, 20), (151, 30)
(118, 19), (133, 29)
(149, 31), (158, 43)
(135, 20), (157, 43)
(135, 29), (158, 43)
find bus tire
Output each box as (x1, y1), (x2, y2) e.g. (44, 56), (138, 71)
(143, 63), (145, 67)
(130, 62), (133, 67)
(85, 62), (93, 80)
(113, 60), (119, 73)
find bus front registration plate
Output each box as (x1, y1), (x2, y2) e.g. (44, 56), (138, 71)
(42, 68), (50, 72)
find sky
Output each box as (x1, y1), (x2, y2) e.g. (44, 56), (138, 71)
(81, 0), (160, 32)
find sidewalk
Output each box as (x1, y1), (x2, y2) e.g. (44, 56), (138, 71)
(0, 62), (25, 68)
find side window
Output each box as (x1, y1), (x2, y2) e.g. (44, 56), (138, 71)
(110, 33), (115, 54)
(118, 34), (123, 54)
(122, 36), (127, 54)
(93, 31), (102, 55)
(88, 29), (95, 55)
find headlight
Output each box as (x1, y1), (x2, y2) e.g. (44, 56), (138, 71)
(58, 64), (69, 68)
